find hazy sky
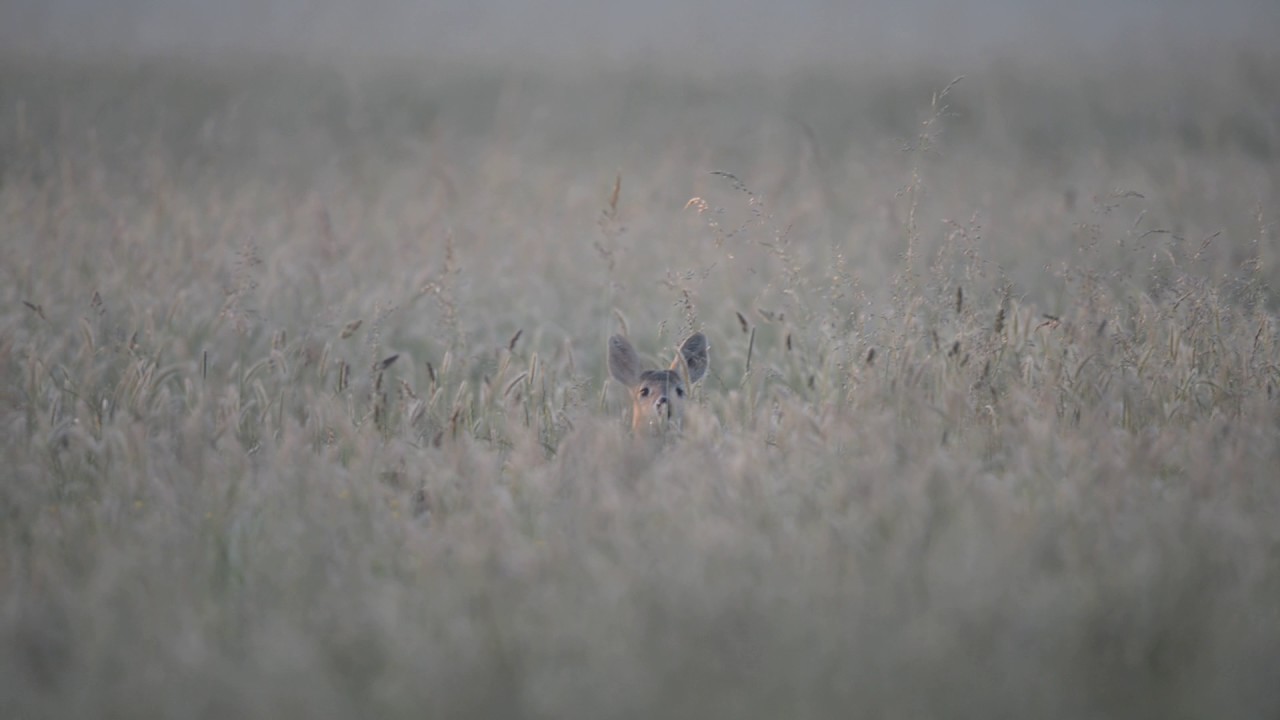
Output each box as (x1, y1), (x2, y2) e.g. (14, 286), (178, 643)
(3, 0), (1277, 67)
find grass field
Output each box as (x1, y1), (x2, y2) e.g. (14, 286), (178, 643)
(2, 41), (1279, 718)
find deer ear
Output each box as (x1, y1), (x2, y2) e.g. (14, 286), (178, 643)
(673, 333), (708, 384)
(608, 335), (642, 388)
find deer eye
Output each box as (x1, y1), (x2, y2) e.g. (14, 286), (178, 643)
(675, 387), (685, 397)
(638, 387), (650, 398)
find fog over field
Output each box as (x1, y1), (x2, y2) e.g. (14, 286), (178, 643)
(2, 2), (1280, 719)
(5, 0), (1279, 66)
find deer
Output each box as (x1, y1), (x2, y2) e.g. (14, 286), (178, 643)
(607, 332), (709, 435)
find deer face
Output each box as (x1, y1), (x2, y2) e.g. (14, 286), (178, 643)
(608, 333), (708, 434)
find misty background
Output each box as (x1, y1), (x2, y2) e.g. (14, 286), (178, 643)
(4, 0), (1279, 68)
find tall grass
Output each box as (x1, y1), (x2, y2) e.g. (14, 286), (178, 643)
(1, 47), (1278, 719)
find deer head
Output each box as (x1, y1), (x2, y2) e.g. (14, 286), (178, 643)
(608, 333), (709, 434)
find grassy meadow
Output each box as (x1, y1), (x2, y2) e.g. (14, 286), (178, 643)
(2, 43), (1279, 718)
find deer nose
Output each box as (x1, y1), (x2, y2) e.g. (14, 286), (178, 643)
(655, 395), (670, 415)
